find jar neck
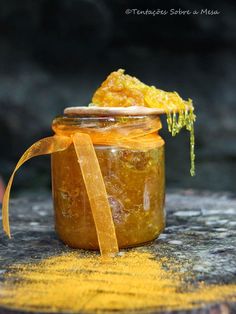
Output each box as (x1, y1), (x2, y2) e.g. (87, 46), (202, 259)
(52, 115), (162, 137)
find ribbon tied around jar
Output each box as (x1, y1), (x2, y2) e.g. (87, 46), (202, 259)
(2, 115), (164, 256)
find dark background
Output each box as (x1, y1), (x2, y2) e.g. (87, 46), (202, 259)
(0, 0), (235, 194)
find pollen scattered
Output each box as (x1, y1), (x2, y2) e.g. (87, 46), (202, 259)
(0, 250), (235, 313)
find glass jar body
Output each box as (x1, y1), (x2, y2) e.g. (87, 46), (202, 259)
(51, 115), (165, 249)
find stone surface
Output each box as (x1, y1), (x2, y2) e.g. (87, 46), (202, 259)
(0, 190), (236, 313)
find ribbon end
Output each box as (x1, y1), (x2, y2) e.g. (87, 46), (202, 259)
(2, 217), (11, 238)
(3, 227), (11, 239)
(2, 185), (11, 239)
(2, 208), (11, 239)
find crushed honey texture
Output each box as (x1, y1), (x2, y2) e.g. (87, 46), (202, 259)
(0, 250), (235, 313)
(92, 69), (196, 176)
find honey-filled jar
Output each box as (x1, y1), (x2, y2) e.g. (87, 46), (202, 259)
(51, 106), (165, 250)
(2, 69), (195, 256)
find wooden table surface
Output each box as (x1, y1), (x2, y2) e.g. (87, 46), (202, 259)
(0, 190), (236, 313)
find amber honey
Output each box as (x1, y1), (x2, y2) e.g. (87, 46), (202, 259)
(51, 113), (165, 249)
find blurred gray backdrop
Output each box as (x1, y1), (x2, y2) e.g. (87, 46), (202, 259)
(0, 0), (235, 194)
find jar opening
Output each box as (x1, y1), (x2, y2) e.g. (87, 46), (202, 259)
(54, 114), (159, 125)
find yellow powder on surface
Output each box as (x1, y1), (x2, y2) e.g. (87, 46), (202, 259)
(0, 250), (235, 313)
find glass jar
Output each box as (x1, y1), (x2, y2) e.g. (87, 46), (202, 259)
(51, 111), (165, 249)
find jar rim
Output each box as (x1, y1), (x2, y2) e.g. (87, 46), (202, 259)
(64, 106), (165, 116)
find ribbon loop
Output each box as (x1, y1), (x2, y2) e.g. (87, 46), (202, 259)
(2, 136), (72, 237)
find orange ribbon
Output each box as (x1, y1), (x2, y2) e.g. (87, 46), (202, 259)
(2, 116), (164, 256)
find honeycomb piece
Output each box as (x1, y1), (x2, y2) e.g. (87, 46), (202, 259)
(92, 69), (192, 111)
